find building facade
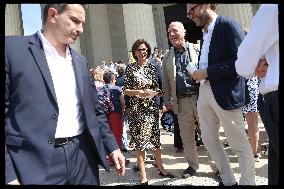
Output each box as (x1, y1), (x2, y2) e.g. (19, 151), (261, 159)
(5, 4), (261, 68)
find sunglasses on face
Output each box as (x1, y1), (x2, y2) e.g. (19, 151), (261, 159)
(187, 4), (200, 18)
(136, 48), (148, 52)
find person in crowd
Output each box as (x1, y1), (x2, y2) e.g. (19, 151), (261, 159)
(235, 4), (279, 185)
(100, 60), (107, 69)
(91, 66), (105, 85)
(126, 59), (132, 66)
(160, 105), (184, 155)
(90, 67), (104, 104)
(153, 54), (163, 66)
(102, 71), (130, 166)
(107, 59), (117, 74)
(124, 39), (175, 185)
(103, 71), (124, 149)
(117, 60), (124, 65)
(187, 3), (255, 185)
(162, 21), (200, 179)
(5, 4), (125, 185)
(115, 65), (129, 152)
(242, 76), (260, 162)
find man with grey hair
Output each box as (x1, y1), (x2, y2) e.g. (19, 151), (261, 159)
(162, 21), (200, 178)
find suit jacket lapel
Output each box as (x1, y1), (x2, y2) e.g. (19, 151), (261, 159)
(209, 16), (221, 59)
(169, 48), (176, 83)
(29, 34), (58, 107)
(70, 48), (84, 100)
(168, 48), (176, 97)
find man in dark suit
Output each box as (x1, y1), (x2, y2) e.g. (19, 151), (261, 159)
(5, 4), (125, 185)
(186, 4), (255, 185)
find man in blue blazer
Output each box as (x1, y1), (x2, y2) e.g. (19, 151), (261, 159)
(5, 4), (125, 185)
(186, 4), (255, 185)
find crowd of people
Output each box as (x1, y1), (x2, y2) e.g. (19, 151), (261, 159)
(5, 3), (278, 186)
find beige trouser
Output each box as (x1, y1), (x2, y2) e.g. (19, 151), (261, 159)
(197, 81), (255, 185)
(177, 94), (199, 171)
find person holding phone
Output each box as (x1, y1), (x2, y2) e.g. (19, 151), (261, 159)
(124, 39), (175, 185)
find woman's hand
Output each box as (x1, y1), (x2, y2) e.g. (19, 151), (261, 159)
(156, 89), (164, 97)
(136, 90), (149, 98)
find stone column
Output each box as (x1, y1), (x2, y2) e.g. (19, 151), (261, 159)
(251, 4), (261, 16)
(152, 4), (169, 50)
(107, 4), (128, 62)
(5, 4), (24, 36)
(86, 4), (112, 67)
(217, 4), (253, 30)
(122, 4), (157, 59)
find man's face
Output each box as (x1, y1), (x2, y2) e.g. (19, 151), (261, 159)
(187, 4), (208, 27)
(168, 23), (185, 48)
(53, 4), (85, 45)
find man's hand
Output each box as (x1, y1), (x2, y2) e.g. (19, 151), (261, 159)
(110, 149), (126, 176)
(8, 179), (20, 185)
(255, 59), (268, 78)
(192, 69), (208, 81)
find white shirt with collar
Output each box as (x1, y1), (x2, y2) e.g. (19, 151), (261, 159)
(199, 14), (218, 70)
(38, 31), (84, 138)
(235, 4), (279, 95)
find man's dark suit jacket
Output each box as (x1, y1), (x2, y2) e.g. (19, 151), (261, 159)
(200, 16), (246, 110)
(5, 33), (118, 184)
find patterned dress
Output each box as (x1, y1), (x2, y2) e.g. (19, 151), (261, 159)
(124, 62), (160, 151)
(242, 76), (259, 114)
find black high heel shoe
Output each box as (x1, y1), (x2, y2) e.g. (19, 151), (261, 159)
(140, 181), (148, 185)
(157, 169), (176, 178)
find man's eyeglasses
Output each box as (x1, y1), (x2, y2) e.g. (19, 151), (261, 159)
(136, 48), (148, 52)
(187, 4), (200, 18)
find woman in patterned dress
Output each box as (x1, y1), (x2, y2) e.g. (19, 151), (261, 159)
(124, 39), (175, 185)
(242, 76), (260, 161)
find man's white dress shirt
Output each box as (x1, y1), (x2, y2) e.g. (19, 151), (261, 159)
(38, 31), (84, 138)
(235, 4), (279, 95)
(199, 14), (218, 70)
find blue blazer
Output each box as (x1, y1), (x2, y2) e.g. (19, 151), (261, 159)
(5, 33), (118, 184)
(201, 16), (246, 110)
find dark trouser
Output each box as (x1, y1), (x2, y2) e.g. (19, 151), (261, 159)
(44, 131), (100, 185)
(262, 91), (279, 185)
(257, 93), (266, 122)
(173, 113), (183, 149)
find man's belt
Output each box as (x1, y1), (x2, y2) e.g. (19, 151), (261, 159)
(54, 135), (79, 147)
(176, 92), (197, 99)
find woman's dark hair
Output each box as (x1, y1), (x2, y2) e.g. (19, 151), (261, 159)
(43, 4), (87, 25)
(131, 39), (151, 61)
(103, 71), (116, 84)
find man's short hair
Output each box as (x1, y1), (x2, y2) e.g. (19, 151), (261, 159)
(169, 21), (186, 35)
(103, 71), (116, 84)
(209, 4), (217, 11)
(116, 65), (126, 76)
(43, 4), (87, 25)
